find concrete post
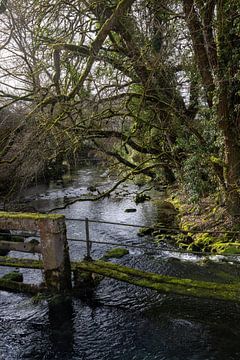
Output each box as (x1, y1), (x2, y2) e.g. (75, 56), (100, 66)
(39, 217), (72, 292)
(0, 212), (72, 292)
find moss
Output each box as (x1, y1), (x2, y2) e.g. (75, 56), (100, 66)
(188, 233), (215, 252)
(169, 196), (182, 211)
(214, 270), (240, 284)
(154, 234), (166, 243)
(0, 256), (43, 269)
(133, 174), (149, 186)
(1, 271), (23, 282)
(210, 155), (224, 166)
(180, 221), (196, 231)
(0, 278), (44, 294)
(72, 260), (240, 303)
(73, 269), (102, 289)
(1, 254), (240, 302)
(222, 245), (240, 254)
(11, 236), (24, 243)
(102, 247), (129, 259)
(154, 233), (176, 243)
(0, 211), (64, 220)
(211, 242), (240, 254)
(176, 233), (193, 246)
(31, 293), (48, 304)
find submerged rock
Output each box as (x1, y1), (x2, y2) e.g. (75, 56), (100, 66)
(155, 200), (179, 227)
(102, 247), (129, 259)
(125, 208), (137, 213)
(135, 193), (151, 204)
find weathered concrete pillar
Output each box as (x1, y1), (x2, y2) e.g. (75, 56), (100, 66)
(38, 216), (72, 292)
(0, 212), (72, 293)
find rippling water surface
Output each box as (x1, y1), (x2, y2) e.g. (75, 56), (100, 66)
(1, 165), (240, 360)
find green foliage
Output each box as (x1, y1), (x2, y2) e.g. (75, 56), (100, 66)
(2, 0), (240, 220)
(187, 233), (215, 252)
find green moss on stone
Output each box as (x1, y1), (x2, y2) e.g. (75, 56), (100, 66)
(102, 247), (129, 259)
(1, 271), (23, 282)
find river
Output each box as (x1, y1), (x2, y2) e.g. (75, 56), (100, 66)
(1, 165), (240, 359)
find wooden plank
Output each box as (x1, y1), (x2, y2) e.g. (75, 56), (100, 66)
(0, 278), (46, 294)
(72, 260), (240, 303)
(2, 257), (239, 303)
(0, 256), (43, 269)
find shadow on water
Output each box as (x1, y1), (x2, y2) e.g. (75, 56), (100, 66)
(48, 297), (75, 357)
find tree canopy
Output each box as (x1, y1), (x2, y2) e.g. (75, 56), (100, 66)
(0, 0), (240, 218)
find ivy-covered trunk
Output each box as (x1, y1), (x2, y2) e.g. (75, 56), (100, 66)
(217, 0), (240, 217)
(183, 0), (240, 218)
(223, 127), (240, 217)
(219, 79), (240, 216)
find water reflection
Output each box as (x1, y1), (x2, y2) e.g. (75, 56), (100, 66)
(48, 297), (74, 357)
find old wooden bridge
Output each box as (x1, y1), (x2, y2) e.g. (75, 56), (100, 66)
(0, 211), (240, 303)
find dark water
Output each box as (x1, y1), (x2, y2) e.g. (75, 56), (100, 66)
(1, 165), (240, 360)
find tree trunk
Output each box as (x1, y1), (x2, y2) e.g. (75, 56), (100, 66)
(162, 165), (176, 184)
(217, 1), (240, 218)
(218, 95), (240, 216)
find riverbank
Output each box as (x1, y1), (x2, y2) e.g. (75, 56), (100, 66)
(168, 191), (240, 255)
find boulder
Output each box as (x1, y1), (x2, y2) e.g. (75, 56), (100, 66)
(155, 201), (179, 227)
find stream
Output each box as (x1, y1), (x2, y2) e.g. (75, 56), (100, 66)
(1, 164), (240, 360)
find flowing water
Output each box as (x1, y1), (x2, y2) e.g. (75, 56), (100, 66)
(1, 165), (240, 360)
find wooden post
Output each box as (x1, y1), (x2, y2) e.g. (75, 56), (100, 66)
(73, 217), (93, 290)
(85, 217), (92, 261)
(39, 217), (72, 292)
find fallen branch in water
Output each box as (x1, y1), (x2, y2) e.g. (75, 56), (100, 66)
(48, 163), (159, 213)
